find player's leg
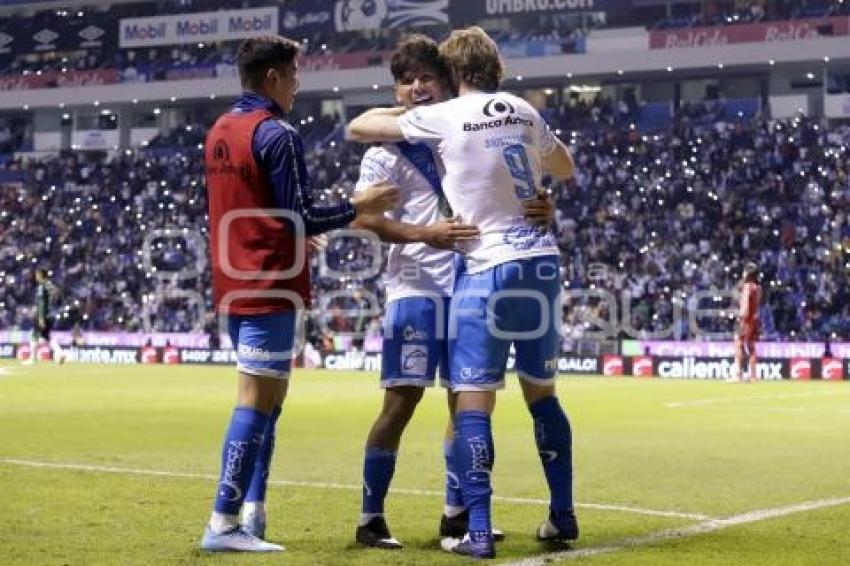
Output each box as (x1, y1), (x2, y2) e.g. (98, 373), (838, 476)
(513, 255), (578, 543)
(446, 271), (509, 558)
(241, 379), (287, 539)
(451, 390), (497, 558)
(355, 297), (438, 549)
(438, 300), (466, 533)
(439, 386), (506, 544)
(440, 388), (465, 527)
(47, 321), (64, 364)
(520, 381), (578, 542)
(240, 311), (298, 540)
(201, 312), (295, 552)
(355, 385), (423, 549)
(731, 333), (744, 382)
(23, 326), (38, 365)
(747, 334), (758, 382)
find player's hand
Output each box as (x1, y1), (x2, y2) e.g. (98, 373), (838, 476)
(523, 190), (555, 228)
(308, 234), (328, 253)
(37, 318), (45, 330)
(423, 217), (480, 250)
(352, 181), (400, 216)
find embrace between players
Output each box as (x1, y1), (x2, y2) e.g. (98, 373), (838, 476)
(202, 28), (576, 558)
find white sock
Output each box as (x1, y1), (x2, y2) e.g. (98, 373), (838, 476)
(209, 512), (239, 534)
(444, 505), (466, 518)
(358, 512), (383, 527)
(29, 341), (38, 363)
(242, 501), (266, 519)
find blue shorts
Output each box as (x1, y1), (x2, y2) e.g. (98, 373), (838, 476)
(228, 311), (296, 379)
(381, 296), (450, 388)
(449, 255), (561, 391)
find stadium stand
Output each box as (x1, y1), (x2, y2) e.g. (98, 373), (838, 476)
(2, 100), (848, 345)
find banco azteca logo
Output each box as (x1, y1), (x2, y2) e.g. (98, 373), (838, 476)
(213, 140), (230, 162)
(483, 98), (516, 118)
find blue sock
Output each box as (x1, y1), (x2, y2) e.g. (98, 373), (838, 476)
(245, 405), (281, 504)
(453, 411), (493, 534)
(361, 447), (397, 514)
(444, 439), (464, 508)
(213, 407), (269, 516)
(530, 396), (574, 513)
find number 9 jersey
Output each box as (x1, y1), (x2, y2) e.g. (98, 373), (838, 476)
(397, 91), (559, 274)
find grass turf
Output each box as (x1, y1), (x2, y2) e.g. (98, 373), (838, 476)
(1, 362), (848, 564)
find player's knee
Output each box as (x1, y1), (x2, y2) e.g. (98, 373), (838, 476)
(382, 387), (424, 421)
(520, 380), (556, 407)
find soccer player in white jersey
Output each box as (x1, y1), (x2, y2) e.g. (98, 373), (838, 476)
(349, 35), (555, 550)
(348, 27), (577, 558)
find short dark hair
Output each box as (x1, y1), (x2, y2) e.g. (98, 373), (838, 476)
(390, 34), (449, 85)
(237, 36), (299, 90)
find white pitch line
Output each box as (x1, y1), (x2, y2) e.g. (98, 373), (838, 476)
(501, 495), (850, 566)
(0, 458), (710, 521)
(665, 390), (849, 409)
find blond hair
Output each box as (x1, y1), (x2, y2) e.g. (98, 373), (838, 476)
(439, 26), (504, 92)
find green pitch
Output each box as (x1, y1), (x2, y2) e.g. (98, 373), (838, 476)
(1, 362), (849, 565)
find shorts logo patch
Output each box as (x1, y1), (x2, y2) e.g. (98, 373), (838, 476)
(403, 325), (428, 341)
(238, 343), (271, 361)
(401, 344), (428, 376)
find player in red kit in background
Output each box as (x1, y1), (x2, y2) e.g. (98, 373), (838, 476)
(200, 36), (398, 552)
(733, 262), (762, 383)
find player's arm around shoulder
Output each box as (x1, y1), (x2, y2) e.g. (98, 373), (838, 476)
(527, 102), (574, 181)
(541, 135), (575, 181)
(346, 106), (407, 143)
(350, 146), (400, 232)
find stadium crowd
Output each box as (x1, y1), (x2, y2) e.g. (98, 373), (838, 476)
(1, 0), (846, 90)
(1, 96), (849, 346)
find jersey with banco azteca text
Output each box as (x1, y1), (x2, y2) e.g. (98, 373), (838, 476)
(354, 143), (454, 303)
(398, 91), (559, 274)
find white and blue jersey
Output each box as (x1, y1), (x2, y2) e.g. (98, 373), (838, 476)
(398, 91), (560, 274)
(398, 91), (563, 390)
(355, 143), (454, 387)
